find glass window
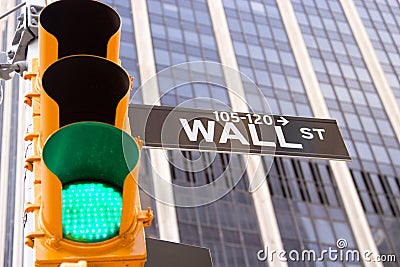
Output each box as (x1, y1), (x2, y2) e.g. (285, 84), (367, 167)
(385, 73), (400, 88)
(147, 0), (162, 15)
(277, 213), (298, 239)
(233, 41), (248, 57)
(297, 217), (317, 242)
(271, 73), (288, 90)
(365, 93), (382, 108)
(354, 67), (372, 83)
(195, 10), (211, 25)
(163, 3), (178, 16)
(315, 219), (335, 244)
(167, 27), (183, 42)
(388, 148), (400, 163)
(332, 222), (356, 247)
(287, 77), (304, 93)
(180, 7), (195, 22)
(316, 37), (332, 52)
(200, 34), (216, 49)
(279, 100), (296, 115)
(242, 21), (257, 36)
(325, 61), (341, 76)
(250, 1), (265, 14)
(171, 52), (187, 65)
(345, 43), (361, 58)
(154, 48), (171, 65)
(264, 47), (280, 63)
(279, 51), (296, 67)
(334, 86), (352, 103)
(296, 12), (309, 25)
(322, 18), (337, 31)
(309, 14), (323, 28)
(184, 30), (199, 46)
(349, 89), (366, 105)
(344, 113), (362, 130)
(303, 34), (318, 49)
(272, 28), (287, 42)
(375, 50), (390, 64)
(340, 64), (357, 80)
(355, 142), (374, 161)
(265, 5), (280, 18)
(360, 116), (378, 134)
(311, 58), (327, 73)
(248, 44), (264, 59)
(255, 69), (271, 86)
(371, 145), (390, 164)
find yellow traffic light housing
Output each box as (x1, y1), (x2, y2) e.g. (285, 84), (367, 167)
(23, 0), (153, 266)
(36, 121), (149, 265)
(38, 0), (122, 145)
(38, 0), (120, 71)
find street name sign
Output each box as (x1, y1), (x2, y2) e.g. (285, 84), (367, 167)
(129, 104), (350, 161)
(145, 238), (213, 267)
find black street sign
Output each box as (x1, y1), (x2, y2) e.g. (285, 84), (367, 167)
(129, 104), (351, 161)
(145, 238), (212, 267)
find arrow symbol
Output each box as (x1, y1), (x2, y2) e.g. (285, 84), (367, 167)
(276, 116), (289, 126)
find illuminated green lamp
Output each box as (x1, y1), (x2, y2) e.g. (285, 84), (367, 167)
(42, 122), (139, 243)
(62, 182), (122, 242)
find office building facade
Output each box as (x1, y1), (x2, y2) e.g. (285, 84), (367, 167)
(0, 0), (399, 266)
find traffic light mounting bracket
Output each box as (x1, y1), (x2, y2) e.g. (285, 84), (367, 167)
(0, 4), (43, 80)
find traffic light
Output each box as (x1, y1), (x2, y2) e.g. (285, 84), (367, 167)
(25, 0), (153, 266)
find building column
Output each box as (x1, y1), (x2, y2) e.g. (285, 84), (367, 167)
(277, 0), (382, 266)
(339, 0), (400, 142)
(130, 0), (180, 243)
(208, 1), (288, 267)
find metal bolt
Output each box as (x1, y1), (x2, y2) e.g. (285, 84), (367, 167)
(30, 6), (37, 14)
(31, 18), (37, 26)
(7, 50), (15, 59)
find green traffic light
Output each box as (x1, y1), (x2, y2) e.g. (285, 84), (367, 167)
(62, 182), (122, 243)
(42, 122), (140, 243)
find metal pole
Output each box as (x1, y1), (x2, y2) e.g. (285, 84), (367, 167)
(0, 2), (25, 21)
(0, 1), (17, 265)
